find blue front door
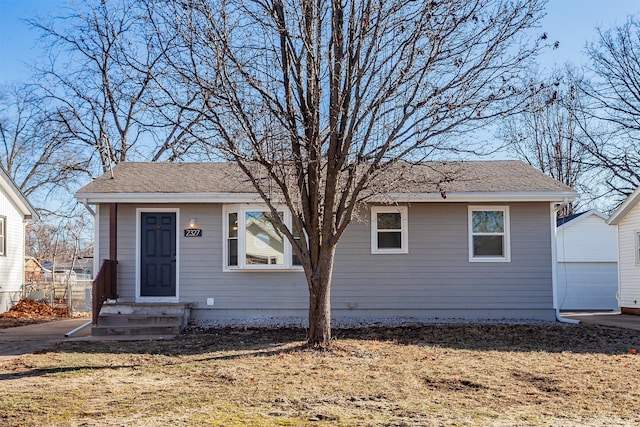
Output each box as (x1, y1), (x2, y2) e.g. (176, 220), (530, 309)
(140, 212), (176, 297)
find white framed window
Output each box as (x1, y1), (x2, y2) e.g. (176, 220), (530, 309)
(371, 206), (408, 254)
(223, 205), (302, 270)
(0, 216), (5, 256)
(468, 206), (510, 262)
(635, 231), (640, 266)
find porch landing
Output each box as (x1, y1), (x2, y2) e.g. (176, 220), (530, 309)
(92, 303), (191, 336)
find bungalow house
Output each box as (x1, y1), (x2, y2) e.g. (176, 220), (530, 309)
(0, 164), (39, 313)
(607, 187), (640, 315)
(556, 210), (618, 311)
(75, 161), (578, 333)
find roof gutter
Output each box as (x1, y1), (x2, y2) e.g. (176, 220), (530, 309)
(75, 192), (267, 204)
(382, 191), (579, 203)
(75, 190), (579, 205)
(79, 198), (96, 216)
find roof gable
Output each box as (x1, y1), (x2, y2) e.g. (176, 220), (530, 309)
(0, 164), (39, 220)
(75, 160), (577, 204)
(608, 186), (640, 225)
(557, 210), (608, 230)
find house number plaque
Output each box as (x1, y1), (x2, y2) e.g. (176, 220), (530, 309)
(184, 229), (203, 237)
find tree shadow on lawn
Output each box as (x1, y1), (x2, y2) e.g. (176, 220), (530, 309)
(48, 322), (639, 358)
(335, 322), (639, 355)
(0, 363), (137, 381)
(2, 323), (637, 381)
(48, 327), (312, 359)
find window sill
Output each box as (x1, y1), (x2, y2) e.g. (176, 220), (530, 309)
(224, 266), (304, 272)
(371, 249), (408, 255)
(468, 257), (510, 263)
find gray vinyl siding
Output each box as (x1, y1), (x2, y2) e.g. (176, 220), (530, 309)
(99, 203), (309, 307)
(97, 201), (555, 321)
(332, 203), (553, 311)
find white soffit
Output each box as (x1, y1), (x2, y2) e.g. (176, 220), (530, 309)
(76, 191), (578, 204)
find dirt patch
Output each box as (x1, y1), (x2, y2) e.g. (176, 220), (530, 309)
(1, 323), (639, 426)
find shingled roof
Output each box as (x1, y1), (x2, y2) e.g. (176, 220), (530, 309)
(75, 160), (576, 202)
(78, 162), (254, 194)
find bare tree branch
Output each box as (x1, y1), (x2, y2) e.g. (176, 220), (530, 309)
(499, 68), (592, 215)
(574, 16), (640, 203)
(29, 0), (211, 175)
(0, 84), (86, 198)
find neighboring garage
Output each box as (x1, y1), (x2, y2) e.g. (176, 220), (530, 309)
(556, 210), (619, 311)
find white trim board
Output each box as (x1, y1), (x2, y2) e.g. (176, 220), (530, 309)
(77, 191), (578, 205)
(135, 208), (180, 303)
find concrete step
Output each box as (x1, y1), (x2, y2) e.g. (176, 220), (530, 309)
(97, 314), (183, 327)
(92, 324), (181, 336)
(100, 302), (191, 316)
(94, 303), (191, 336)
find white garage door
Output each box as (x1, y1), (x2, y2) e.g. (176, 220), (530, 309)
(557, 262), (618, 310)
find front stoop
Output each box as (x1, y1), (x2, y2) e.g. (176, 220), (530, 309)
(92, 303), (191, 336)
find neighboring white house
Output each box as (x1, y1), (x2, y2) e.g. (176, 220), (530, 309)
(0, 164), (39, 313)
(556, 210), (618, 311)
(608, 187), (640, 315)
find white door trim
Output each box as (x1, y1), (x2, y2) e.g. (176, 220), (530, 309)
(135, 208), (180, 303)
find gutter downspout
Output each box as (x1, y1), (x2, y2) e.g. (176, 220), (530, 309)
(552, 198), (580, 324)
(81, 199), (96, 216)
(65, 320), (91, 337)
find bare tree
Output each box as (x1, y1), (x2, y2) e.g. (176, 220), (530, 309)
(26, 207), (94, 299)
(30, 0), (211, 175)
(0, 84), (85, 198)
(499, 69), (591, 216)
(1, 84), (96, 284)
(159, 0), (547, 345)
(575, 16), (640, 201)
(26, 208), (92, 266)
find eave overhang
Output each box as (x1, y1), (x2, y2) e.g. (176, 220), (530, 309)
(376, 191), (578, 203)
(0, 167), (40, 221)
(607, 186), (640, 225)
(76, 190), (579, 205)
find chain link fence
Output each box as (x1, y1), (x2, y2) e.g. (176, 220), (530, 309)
(21, 274), (93, 316)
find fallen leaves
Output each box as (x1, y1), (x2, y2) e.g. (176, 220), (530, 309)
(0, 299), (68, 320)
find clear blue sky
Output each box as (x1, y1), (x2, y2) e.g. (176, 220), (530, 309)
(0, 0), (638, 84)
(0, 0), (63, 83)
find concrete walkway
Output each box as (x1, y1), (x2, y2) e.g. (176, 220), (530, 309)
(561, 311), (640, 331)
(0, 318), (175, 363)
(0, 318), (91, 362)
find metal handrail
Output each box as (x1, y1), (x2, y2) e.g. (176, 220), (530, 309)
(92, 259), (118, 325)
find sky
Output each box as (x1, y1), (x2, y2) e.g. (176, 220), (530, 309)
(0, 0), (639, 84)
(0, 0), (637, 214)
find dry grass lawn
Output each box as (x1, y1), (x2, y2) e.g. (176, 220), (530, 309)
(1, 323), (639, 426)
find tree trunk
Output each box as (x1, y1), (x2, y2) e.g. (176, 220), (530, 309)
(307, 246), (336, 346)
